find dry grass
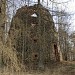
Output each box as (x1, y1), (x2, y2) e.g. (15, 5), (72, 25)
(0, 66), (72, 75)
(0, 41), (20, 71)
(0, 63), (75, 75)
(0, 41), (75, 75)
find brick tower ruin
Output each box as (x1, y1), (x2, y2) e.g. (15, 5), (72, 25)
(9, 4), (60, 70)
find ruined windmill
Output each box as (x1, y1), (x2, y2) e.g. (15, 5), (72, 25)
(9, 0), (60, 69)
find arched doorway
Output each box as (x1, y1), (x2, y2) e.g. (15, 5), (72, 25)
(54, 44), (60, 61)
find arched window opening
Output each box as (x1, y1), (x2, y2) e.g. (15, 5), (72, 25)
(33, 39), (37, 43)
(35, 54), (38, 58)
(32, 36), (38, 43)
(31, 13), (38, 27)
(54, 44), (60, 61)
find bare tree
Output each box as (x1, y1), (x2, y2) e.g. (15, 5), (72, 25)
(57, 11), (72, 61)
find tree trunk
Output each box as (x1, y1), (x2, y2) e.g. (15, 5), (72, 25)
(38, 0), (40, 4)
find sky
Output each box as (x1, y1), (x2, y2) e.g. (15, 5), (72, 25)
(66, 0), (75, 32)
(30, 0), (75, 32)
(7, 0), (75, 33)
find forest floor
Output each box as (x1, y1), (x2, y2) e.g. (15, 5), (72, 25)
(0, 61), (75, 75)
